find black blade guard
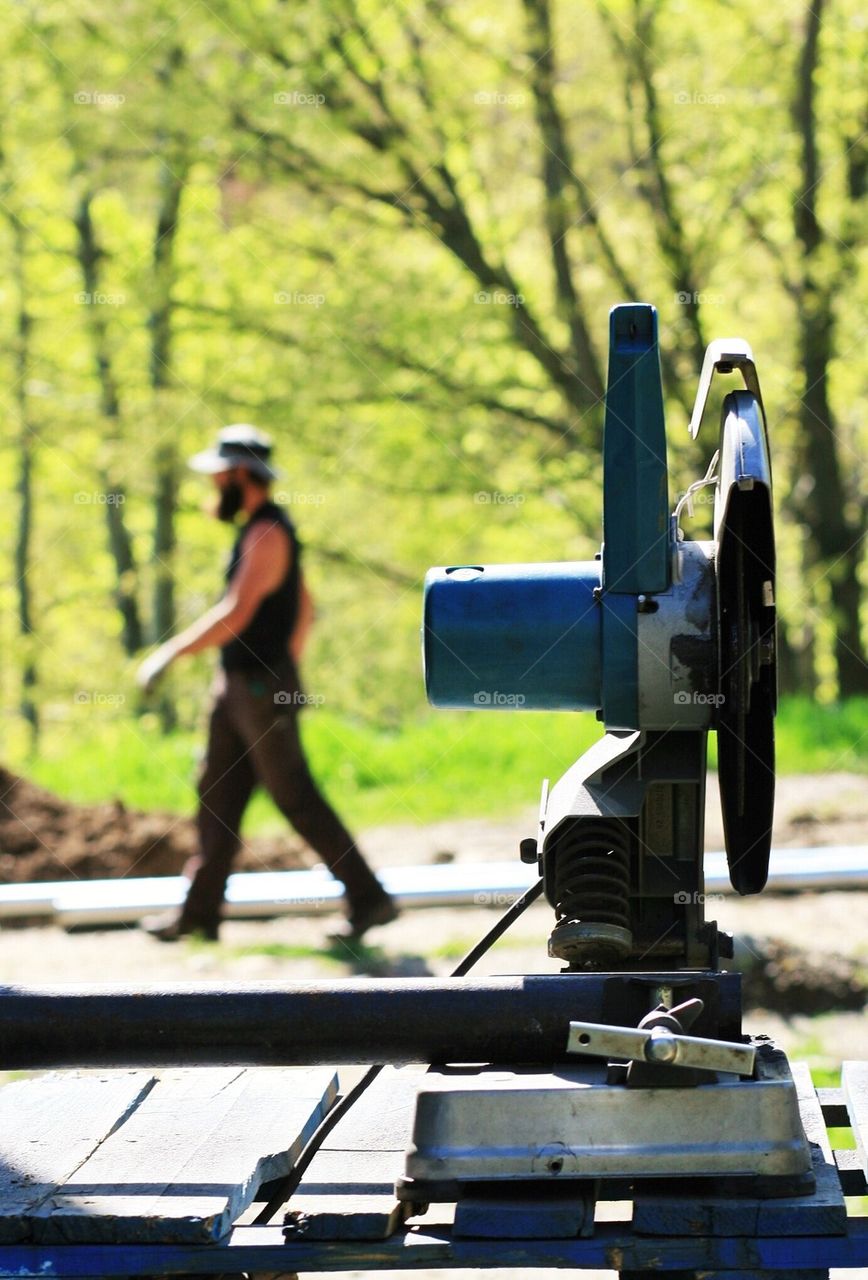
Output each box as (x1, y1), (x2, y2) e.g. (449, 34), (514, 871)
(715, 390), (777, 895)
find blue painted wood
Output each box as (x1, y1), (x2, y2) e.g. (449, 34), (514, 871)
(0, 1220), (866, 1275)
(453, 1191), (593, 1239)
(698, 1272), (828, 1278)
(633, 1149), (845, 1239)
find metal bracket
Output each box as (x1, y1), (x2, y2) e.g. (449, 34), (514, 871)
(689, 338), (766, 439)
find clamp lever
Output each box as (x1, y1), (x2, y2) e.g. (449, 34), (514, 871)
(567, 996), (755, 1077)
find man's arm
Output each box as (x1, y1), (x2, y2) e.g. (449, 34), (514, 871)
(137, 521), (290, 692)
(289, 572), (315, 664)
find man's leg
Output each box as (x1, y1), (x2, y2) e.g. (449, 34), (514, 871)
(229, 672), (393, 925)
(178, 691), (257, 935)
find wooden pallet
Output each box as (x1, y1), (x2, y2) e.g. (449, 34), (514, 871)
(1, 1061), (867, 1275)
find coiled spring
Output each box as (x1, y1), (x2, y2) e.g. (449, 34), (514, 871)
(548, 818), (633, 965)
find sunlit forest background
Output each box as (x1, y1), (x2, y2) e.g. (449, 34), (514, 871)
(1, 0), (865, 827)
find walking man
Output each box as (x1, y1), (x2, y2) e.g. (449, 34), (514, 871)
(137, 424), (398, 942)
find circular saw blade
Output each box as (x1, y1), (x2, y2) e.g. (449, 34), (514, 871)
(715, 390), (777, 895)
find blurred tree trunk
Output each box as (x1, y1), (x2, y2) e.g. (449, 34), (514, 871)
(150, 157), (186, 646)
(73, 187), (144, 656)
(150, 50), (187, 645)
(149, 111), (189, 731)
(9, 213), (39, 745)
(789, 0), (867, 696)
(777, 538), (818, 699)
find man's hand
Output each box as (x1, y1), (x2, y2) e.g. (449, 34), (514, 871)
(136, 643), (177, 695)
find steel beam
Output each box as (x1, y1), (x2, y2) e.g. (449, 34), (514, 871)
(0, 974), (740, 1069)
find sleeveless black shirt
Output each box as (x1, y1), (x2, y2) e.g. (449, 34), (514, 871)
(221, 500), (301, 673)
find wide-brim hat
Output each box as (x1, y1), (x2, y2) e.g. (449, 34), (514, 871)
(188, 424), (283, 480)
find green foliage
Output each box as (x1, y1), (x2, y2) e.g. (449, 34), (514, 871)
(773, 697), (868, 774)
(10, 697), (866, 832)
(0, 0), (865, 752)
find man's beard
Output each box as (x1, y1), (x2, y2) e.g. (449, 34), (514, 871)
(216, 480), (244, 522)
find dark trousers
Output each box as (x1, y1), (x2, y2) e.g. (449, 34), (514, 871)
(180, 661), (385, 930)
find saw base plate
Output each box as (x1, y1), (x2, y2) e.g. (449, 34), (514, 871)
(398, 1043), (812, 1201)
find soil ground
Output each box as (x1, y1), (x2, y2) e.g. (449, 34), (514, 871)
(0, 764), (306, 882)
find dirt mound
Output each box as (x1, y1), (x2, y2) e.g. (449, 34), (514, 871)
(737, 935), (867, 1015)
(0, 767), (306, 883)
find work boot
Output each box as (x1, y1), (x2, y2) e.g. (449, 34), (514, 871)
(141, 911), (219, 943)
(331, 892), (399, 942)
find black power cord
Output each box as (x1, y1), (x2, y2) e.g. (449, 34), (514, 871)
(253, 876), (545, 1227)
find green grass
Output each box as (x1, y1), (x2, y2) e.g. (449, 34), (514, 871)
(9, 696), (867, 833)
(810, 1066), (841, 1089)
(228, 941), (344, 965)
(771, 696), (868, 774)
(429, 937), (482, 960)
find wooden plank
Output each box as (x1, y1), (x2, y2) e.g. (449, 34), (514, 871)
(454, 1191), (593, 1239)
(774, 1063), (846, 1234)
(634, 1067), (846, 1239)
(763, 1064), (850, 1233)
(834, 1147), (867, 1196)
(685, 1273), (828, 1279)
(285, 1150), (409, 1240)
(755, 1146), (846, 1236)
(634, 1148), (846, 1238)
(285, 1065), (423, 1241)
(842, 1060), (868, 1180)
(32, 1066), (337, 1244)
(318, 1067), (422, 1152)
(792, 1062), (833, 1160)
(633, 1188), (761, 1238)
(0, 1071), (156, 1242)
